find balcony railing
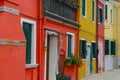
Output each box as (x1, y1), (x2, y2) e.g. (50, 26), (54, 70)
(42, 0), (79, 27)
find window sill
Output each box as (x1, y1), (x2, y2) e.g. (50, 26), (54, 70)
(26, 64), (39, 68)
(98, 23), (102, 25)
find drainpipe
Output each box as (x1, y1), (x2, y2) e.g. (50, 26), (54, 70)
(96, 0), (98, 73)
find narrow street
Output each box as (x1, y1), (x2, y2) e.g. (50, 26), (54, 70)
(81, 69), (120, 80)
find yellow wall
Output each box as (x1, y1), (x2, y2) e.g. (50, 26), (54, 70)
(113, 1), (120, 57)
(104, 2), (114, 39)
(78, 0), (96, 79)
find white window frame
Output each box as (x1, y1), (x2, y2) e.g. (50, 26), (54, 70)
(82, 0), (87, 18)
(21, 18), (38, 68)
(66, 32), (75, 58)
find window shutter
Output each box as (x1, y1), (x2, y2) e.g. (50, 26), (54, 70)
(82, 0), (85, 16)
(100, 9), (102, 23)
(92, 42), (96, 58)
(82, 40), (86, 58)
(105, 5), (108, 20)
(105, 40), (109, 55)
(92, 0), (95, 21)
(68, 34), (72, 57)
(80, 40), (86, 59)
(111, 41), (116, 55)
(23, 22), (32, 64)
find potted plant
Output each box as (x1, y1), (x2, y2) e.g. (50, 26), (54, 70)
(56, 73), (71, 80)
(65, 54), (79, 66)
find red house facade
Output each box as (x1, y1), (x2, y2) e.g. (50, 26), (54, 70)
(97, 0), (105, 72)
(0, 0), (79, 80)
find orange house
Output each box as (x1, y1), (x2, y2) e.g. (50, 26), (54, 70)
(42, 0), (80, 80)
(0, 0), (79, 80)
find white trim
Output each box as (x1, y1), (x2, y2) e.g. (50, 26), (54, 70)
(87, 43), (91, 46)
(92, 41), (96, 43)
(0, 6), (19, 15)
(26, 64), (38, 68)
(21, 18), (37, 65)
(66, 32), (75, 58)
(80, 38), (86, 40)
(46, 30), (58, 36)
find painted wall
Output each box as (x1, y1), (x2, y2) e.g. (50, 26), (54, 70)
(78, 0), (96, 79)
(44, 19), (78, 80)
(0, 1), (25, 80)
(113, 1), (120, 68)
(104, 2), (114, 39)
(98, 0), (105, 72)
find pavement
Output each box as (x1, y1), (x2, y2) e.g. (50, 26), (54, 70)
(81, 69), (120, 80)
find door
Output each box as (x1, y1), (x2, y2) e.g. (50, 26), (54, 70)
(98, 41), (103, 72)
(46, 35), (58, 80)
(86, 44), (90, 76)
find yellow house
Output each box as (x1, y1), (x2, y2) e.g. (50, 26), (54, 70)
(104, 0), (116, 71)
(78, 0), (96, 79)
(113, 0), (120, 69)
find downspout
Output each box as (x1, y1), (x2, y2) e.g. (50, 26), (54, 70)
(96, 0), (98, 73)
(37, 0), (43, 80)
(77, 0), (81, 80)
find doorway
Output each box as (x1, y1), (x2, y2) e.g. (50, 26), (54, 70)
(86, 44), (91, 76)
(45, 35), (58, 80)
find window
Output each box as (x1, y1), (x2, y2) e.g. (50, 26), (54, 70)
(92, 0), (95, 22)
(105, 4), (108, 20)
(111, 41), (116, 55)
(98, 7), (102, 24)
(110, 9), (113, 23)
(21, 18), (36, 66)
(105, 39), (109, 55)
(92, 42), (96, 58)
(82, 0), (86, 17)
(67, 33), (74, 57)
(80, 39), (86, 59)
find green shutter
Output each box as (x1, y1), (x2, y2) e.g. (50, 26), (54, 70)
(100, 8), (102, 23)
(92, 0), (95, 21)
(92, 42), (96, 58)
(105, 40), (109, 55)
(111, 41), (116, 55)
(82, 0), (86, 16)
(82, 40), (86, 58)
(23, 22), (32, 64)
(105, 5), (108, 20)
(68, 34), (72, 57)
(80, 40), (86, 59)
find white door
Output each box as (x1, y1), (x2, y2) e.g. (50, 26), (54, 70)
(49, 36), (58, 80)
(105, 56), (114, 71)
(86, 44), (90, 76)
(98, 41), (103, 72)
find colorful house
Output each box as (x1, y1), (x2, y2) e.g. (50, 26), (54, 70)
(97, 0), (105, 72)
(104, 0), (116, 71)
(0, 0), (45, 80)
(78, 0), (97, 79)
(0, 0), (80, 80)
(113, 0), (120, 69)
(42, 0), (80, 80)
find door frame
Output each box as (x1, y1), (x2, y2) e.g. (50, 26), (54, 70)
(44, 30), (58, 80)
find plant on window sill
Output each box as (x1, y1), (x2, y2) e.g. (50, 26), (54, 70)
(65, 54), (80, 66)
